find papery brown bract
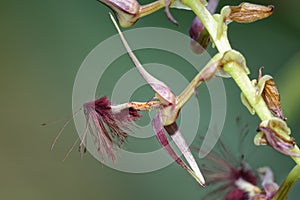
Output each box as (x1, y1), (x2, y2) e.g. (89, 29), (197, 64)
(258, 68), (287, 121)
(83, 96), (141, 161)
(228, 3), (274, 23)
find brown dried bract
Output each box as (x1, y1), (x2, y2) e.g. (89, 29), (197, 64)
(228, 3), (274, 23)
(258, 68), (287, 121)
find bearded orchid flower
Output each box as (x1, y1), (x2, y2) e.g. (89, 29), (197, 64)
(197, 141), (260, 199)
(82, 96), (141, 161)
(82, 96), (162, 161)
(197, 135), (281, 200)
(110, 13), (206, 185)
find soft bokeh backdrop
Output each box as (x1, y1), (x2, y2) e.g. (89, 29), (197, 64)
(1, 0), (300, 199)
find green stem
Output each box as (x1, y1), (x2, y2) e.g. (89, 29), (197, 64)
(140, 1), (164, 18)
(223, 62), (272, 121)
(177, 54), (222, 108)
(273, 164), (300, 200)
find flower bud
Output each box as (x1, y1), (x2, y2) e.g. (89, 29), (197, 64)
(189, 0), (219, 54)
(189, 17), (210, 54)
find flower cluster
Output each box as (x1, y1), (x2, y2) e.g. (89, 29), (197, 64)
(53, 0), (300, 198)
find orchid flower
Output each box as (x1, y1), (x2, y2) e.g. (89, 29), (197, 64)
(109, 13), (206, 186)
(80, 0), (300, 198)
(78, 1), (229, 186)
(197, 134), (279, 200)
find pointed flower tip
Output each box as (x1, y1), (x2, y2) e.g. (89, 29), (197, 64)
(164, 122), (206, 186)
(83, 96), (142, 160)
(197, 176), (206, 187)
(152, 114), (206, 186)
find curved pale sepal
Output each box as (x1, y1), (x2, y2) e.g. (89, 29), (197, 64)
(110, 13), (176, 105)
(222, 50), (250, 75)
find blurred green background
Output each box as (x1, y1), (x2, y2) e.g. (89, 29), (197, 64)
(1, 0), (300, 199)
